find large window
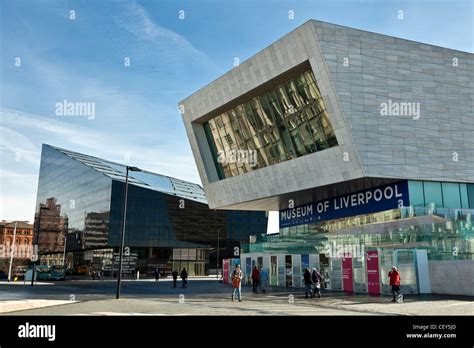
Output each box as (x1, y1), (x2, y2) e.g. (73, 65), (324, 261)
(204, 68), (338, 179)
(442, 182), (461, 208)
(408, 180), (472, 209)
(408, 181), (424, 207)
(423, 181), (443, 207)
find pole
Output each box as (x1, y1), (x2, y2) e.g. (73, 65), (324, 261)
(216, 229), (219, 279)
(7, 222), (18, 282)
(62, 235), (67, 268)
(31, 207), (44, 286)
(116, 166), (129, 299)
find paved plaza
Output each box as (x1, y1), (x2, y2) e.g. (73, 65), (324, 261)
(1, 278), (473, 316)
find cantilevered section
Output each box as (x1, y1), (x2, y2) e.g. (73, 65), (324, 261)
(180, 20), (474, 211)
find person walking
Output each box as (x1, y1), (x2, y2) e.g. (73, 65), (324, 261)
(259, 267), (269, 293)
(231, 264), (243, 302)
(180, 267), (188, 288)
(251, 266), (260, 293)
(154, 268), (160, 282)
(388, 266), (401, 302)
(311, 268), (323, 298)
(172, 270), (178, 288)
(303, 268), (313, 298)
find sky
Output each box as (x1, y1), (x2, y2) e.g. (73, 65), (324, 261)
(0, 0), (473, 223)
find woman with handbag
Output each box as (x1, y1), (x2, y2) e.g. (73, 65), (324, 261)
(231, 264), (243, 302)
(312, 268), (323, 298)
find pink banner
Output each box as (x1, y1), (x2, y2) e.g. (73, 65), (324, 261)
(342, 257), (353, 292)
(223, 259), (229, 285)
(366, 251), (380, 295)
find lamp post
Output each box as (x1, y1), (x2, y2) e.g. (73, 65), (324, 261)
(62, 235), (67, 268)
(216, 229), (220, 279)
(116, 166), (141, 299)
(7, 221), (18, 282)
(31, 206), (48, 286)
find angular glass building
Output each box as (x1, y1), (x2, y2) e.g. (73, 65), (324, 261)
(180, 20), (474, 295)
(33, 144), (268, 276)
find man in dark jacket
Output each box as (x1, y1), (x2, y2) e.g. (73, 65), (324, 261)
(311, 268), (323, 298)
(251, 266), (260, 293)
(172, 270), (178, 288)
(180, 268), (188, 288)
(388, 266), (401, 302)
(303, 268), (313, 298)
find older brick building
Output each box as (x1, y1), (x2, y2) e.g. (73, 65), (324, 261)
(0, 220), (34, 260)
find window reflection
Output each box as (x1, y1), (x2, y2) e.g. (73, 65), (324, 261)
(204, 69), (338, 179)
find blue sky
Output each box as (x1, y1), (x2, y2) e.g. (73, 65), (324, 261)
(0, 0), (473, 221)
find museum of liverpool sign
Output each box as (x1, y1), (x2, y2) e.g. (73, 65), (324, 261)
(280, 181), (409, 228)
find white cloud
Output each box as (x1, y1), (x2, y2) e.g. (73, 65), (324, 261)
(113, 2), (214, 67)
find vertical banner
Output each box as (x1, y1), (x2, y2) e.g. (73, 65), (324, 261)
(301, 254), (309, 272)
(366, 250), (381, 295)
(342, 257), (353, 292)
(223, 259), (229, 285)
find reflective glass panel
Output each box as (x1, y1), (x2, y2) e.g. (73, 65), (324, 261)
(204, 68), (338, 179)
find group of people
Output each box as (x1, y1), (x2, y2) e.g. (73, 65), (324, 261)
(230, 264), (324, 302)
(303, 267), (323, 298)
(91, 271), (101, 280)
(231, 264), (403, 303)
(251, 266), (269, 293)
(154, 267), (188, 288)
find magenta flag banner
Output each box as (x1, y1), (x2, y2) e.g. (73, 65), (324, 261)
(342, 257), (353, 292)
(367, 251), (381, 295)
(223, 259), (229, 285)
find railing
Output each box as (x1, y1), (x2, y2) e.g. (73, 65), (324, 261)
(400, 206), (474, 224)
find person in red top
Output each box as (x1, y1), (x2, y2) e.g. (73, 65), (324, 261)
(388, 266), (401, 302)
(251, 266), (260, 293)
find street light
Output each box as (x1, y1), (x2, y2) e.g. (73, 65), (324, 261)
(62, 235), (67, 268)
(216, 229), (220, 279)
(116, 166), (141, 299)
(31, 206), (48, 286)
(7, 221), (18, 282)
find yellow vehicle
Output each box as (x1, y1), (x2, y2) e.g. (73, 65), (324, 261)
(76, 266), (88, 275)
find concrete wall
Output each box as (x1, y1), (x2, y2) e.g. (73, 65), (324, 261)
(429, 260), (474, 296)
(314, 21), (474, 184)
(180, 20), (364, 210)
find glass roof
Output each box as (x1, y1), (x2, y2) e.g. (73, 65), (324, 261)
(50, 145), (207, 204)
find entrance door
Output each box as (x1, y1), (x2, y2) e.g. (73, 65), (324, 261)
(285, 255), (292, 287)
(292, 255), (302, 287)
(319, 254), (329, 289)
(329, 258), (342, 290)
(380, 250), (394, 294)
(353, 256), (367, 292)
(270, 256), (278, 286)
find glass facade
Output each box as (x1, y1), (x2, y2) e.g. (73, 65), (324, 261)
(408, 180), (473, 209)
(34, 145), (267, 276)
(34, 145), (112, 254)
(249, 211), (474, 262)
(204, 68), (338, 179)
(248, 180), (474, 292)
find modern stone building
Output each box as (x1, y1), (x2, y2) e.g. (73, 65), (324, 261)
(180, 20), (474, 295)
